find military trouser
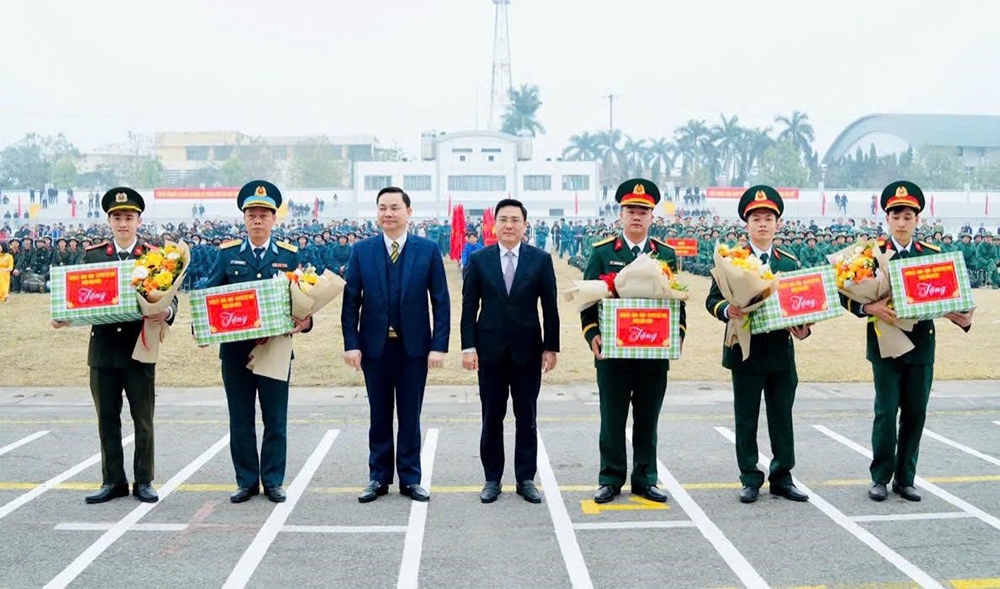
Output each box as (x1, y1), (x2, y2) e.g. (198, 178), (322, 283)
(870, 360), (933, 487)
(731, 370), (797, 488)
(90, 364), (156, 485)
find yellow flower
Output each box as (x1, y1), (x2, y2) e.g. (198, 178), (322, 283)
(144, 251), (164, 269)
(153, 272), (173, 289)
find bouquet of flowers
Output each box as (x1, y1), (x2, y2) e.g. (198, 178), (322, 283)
(828, 238), (915, 358)
(562, 253), (689, 312)
(709, 243), (780, 361)
(130, 240), (190, 363)
(246, 265), (347, 381)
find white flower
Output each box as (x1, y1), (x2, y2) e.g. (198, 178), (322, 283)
(853, 246), (863, 255)
(131, 266), (149, 280)
(166, 252), (180, 260)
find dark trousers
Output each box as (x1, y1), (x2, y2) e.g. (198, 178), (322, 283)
(89, 364), (155, 485)
(361, 339), (429, 487)
(870, 360), (933, 486)
(10, 272), (20, 293)
(220, 342), (289, 489)
(595, 359), (668, 489)
(478, 349), (542, 483)
(730, 370), (797, 488)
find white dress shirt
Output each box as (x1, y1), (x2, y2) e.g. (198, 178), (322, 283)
(383, 232), (408, 256)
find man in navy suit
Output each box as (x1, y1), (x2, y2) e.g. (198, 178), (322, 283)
(342, 187), (450, 503)
(461, 199), (559, 504)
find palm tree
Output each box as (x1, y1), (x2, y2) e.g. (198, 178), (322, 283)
(501, 84), (546, 137)
(646, 138), (676, 186)
(621, 135), (648, 178)
(562, 132), (601, 161)
(711, 113), (742, 186)
(775, 111), (815, 160)
(674, 119), (711, 183)
(736, 127), (774, 183)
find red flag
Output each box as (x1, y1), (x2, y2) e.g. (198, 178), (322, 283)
(16, 195), (22, 218)
(71, 197), (76, 218)
(450, 204), (466, 261)
(929, 194), (935, 216)
(575, 192), (579, 215)
(482, 207), (497, 246)
(821, 192), (826, 216)
(313, 196), (320, 218)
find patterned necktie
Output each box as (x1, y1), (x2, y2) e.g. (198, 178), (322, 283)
(503, 250), (515, 294)
(631, 245), (641, 258)
(390, 241), (400, 264)
(253, 246), (265, 262)
(760, 252), (769, 265)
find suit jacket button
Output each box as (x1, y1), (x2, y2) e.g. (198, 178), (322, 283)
(257, 273), (262, 278)
(235, 271), (239, 275)
(116, 327), (122, 332)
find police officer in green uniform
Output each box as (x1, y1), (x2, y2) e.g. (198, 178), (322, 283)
(705, 186), (811, 504)
(200, 180), (314, 504)
(581, 178), (686, 504)
(841, 181), (974, 502)
(52, 188), (177, 504)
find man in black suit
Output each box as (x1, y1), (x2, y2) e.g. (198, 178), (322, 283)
(461, 199), (560, 504)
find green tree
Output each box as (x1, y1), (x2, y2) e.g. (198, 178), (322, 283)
(711, 113), (742, 185)
(912, 146), (967, 189)
(501, 84), (545, 137)
(51, 157), (78, 188)
(220, 157), (245, 186)
(0, 133), (79, 188)
(674, 119), (711, 183)
(775, 111), (815, 160)
(562, 132), (602, 161)
(621, 135), (647, 178)
(646, 137), (676, 186)
(292, 137), (346, 188)
(755, 139), (810, 187)
(133, 158), (163, 187)
(237, 136), (279, 181)
(735, 127), (773, 184)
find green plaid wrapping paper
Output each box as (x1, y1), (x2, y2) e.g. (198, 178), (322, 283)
(599, 298), (682, 360)
(888, 251), (975, 320)
(50, 261), (143, 325)
(749, 265), (843, 334)
(189, 278), (294, 345)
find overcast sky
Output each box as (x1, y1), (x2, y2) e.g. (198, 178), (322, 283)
(3, 0), (998, 159)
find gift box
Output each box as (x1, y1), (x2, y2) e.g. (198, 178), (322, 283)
(189, 278), (294, 345)
(887, 251), (975, 320)
(599, 298), (682, 360)
(50, 261), (143, 325)
(749, 265), (843, 334)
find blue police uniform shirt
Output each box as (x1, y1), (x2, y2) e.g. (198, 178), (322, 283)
(201, 237), (301, 288)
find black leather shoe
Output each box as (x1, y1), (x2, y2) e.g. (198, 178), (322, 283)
(594, 485), (620, 504)
(480, 482), (502, 504)
(892, 482), (921, 502)
(264, 486), (287, 503)
(133, 483), (159, 503)
(770, 484), (809, 502)
(230, 486), (260, 504)
(401, 484), (430, 502)
(358, 481), (389, 503)
(516, 481), (542, 504)
(85, 482), (129, 504)
(868, 482), (888, 501)
(632, 485), (668, 503)
(739, 486), (760, 504)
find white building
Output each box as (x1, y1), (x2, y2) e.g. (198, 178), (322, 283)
(353, 130), (601, 219)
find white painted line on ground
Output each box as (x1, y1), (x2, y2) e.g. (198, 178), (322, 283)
(45, 434), (229, 589)
(282, 524), (407, 534)
(627, 429), (768, 589)
(397, 428), (439, 589)
(0, 434), (135, 521)
(0, 431), (49, 456)
(55, 522), (189, 532)
(535, 431), (593, 589)
(222, 430), (338, 589)
(993, 421), (1000, 427)
(716, 427), (943, 589)
(574, 521), (698, 531)
(924, 429), (1000, 468)
(850, 512), (974, 523)
(814, 425), (1000, 533)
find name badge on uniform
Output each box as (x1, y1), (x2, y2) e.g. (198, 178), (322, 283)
(229, 259), (246, 265)
(271, 263), (288, 269)
(609, 260), (627, 267)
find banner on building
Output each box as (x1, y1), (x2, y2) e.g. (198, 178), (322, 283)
(705, 187), (800, 200)
(153, 188), (240, 200)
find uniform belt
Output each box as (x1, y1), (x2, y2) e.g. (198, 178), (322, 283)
(388, 327), (398, 339)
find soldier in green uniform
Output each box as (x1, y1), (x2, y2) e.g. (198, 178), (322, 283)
(799, 236), (823, 269)
(705, 186), (812, 504)
(52, 188), (178, 504)
(580, 178), (686, 505)
(842, 181), (974, 502)
(975, 233), (999, 287)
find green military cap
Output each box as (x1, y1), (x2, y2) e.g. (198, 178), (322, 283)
(102, 187), (144, 214)
(738, 185), (784, 221)
(615, 178), (660, 208)
(881, 181), (924, 213)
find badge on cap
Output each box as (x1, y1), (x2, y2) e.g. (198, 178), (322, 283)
(755, 190), (767, 201)
(115, 192), (128, 203)
(256, 185), (267, 197)
(634, 184), (645, 195)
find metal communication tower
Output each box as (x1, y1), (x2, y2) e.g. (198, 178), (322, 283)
(488, 0), (513, 131)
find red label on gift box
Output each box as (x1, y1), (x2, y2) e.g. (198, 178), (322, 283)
(776, 272), (828, 318)
(65, 268), (120, 309)
(900, 261), (960, 304)
(615, 308), (671, 347)
(205, 289), (262, 334)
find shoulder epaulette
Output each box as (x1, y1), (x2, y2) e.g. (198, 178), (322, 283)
(776, 247), (797, 261)
(592, 236), (615, 248)
(919, 241), (941, 253)
(85, 241), (108, 251)
(143, 242), (159, 251)
(220, 239), (242, 249)
(651, 237), (674, 250)
(277, 241), (298, 253)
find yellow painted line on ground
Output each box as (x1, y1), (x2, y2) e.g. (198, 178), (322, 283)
(952, 579), (1000, 589)
(925, 475), (1000, 484)
(580, 496), (668, 515)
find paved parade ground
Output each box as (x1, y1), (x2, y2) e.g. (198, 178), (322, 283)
(1, 381), (999, 589)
